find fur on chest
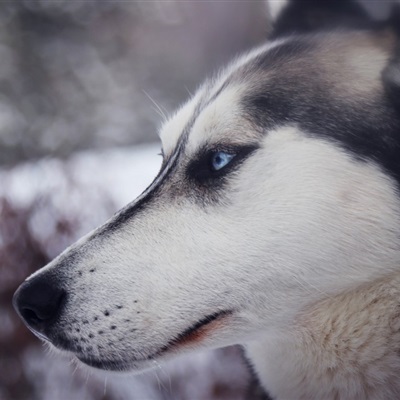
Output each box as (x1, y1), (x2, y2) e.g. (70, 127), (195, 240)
(247, 274), (400, 400)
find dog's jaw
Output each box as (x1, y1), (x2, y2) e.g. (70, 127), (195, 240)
(52, 309), (236, 373)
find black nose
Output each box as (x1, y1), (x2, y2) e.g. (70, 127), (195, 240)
(13, 275), (65, 339)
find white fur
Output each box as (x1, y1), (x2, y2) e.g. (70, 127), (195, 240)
(246, 274), (400, 399)
(267, 0), (290, 22)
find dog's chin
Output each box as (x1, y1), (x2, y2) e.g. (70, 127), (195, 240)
(76, 355), (146, 372)
(52, 309), (234, 373)
(43, 336), (154, 373)
(75, 347), (182, 374)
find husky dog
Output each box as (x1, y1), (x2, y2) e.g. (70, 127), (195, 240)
(13, 1), (400, 399)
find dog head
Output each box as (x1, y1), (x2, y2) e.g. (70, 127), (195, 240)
(13, 1), (400, 372)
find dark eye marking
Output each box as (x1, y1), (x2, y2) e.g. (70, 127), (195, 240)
(187, 144), (259, 183)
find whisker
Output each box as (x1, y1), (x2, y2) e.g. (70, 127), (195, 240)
(185, 85), (193, 97)
(155, 360), (172, 394)
(143, 90), (168, 121)
(152, 360), (170, 393)
(152, 362), (162, 392)
(103, 375), (108, 398)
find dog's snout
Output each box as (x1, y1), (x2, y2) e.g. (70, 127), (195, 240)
(13, 276), (65, 338)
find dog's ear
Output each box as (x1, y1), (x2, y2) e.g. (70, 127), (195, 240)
(383, 6), (400, 110)
(268, 0), (373, 39)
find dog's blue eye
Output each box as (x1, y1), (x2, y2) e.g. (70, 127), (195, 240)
(211, 151), (235, 171)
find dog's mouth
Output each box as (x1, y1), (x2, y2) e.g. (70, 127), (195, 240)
(74, 309), (233, 371)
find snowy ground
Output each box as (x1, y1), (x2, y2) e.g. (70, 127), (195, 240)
(3, 143), (162, 211)
(1, 143), (254, 400)
(1, 144), (163, 260)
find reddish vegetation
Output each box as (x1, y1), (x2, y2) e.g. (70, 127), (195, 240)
(0, 197), (51, 399)
(0, 192), (112, 400)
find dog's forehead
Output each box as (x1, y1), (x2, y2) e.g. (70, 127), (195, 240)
(158, 40), (286, 155)
(159, 29), (395, 156)
(160, 84), (258, 157)
(185, 85), (263, 153)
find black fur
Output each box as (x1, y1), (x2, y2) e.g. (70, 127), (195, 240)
(242, 4), (400, 189)
(383, 6), (400, 111)
(152, 310), (234, 360)
(269, 0), (375, 39)
(384, 55), (400, 111)
(243, 69), (400, 190)
(100, 159), (175, 233)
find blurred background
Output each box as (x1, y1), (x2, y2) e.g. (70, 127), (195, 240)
(0, 1), (268, 399)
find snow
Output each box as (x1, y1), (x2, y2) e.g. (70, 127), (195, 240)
(1, 143), (162, 210)
(0, 144), (163, 258)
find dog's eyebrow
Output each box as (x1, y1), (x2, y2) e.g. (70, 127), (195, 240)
(242, 92), (292, 130)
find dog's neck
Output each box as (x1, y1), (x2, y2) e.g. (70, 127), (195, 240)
(246, 273), (400, 400)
